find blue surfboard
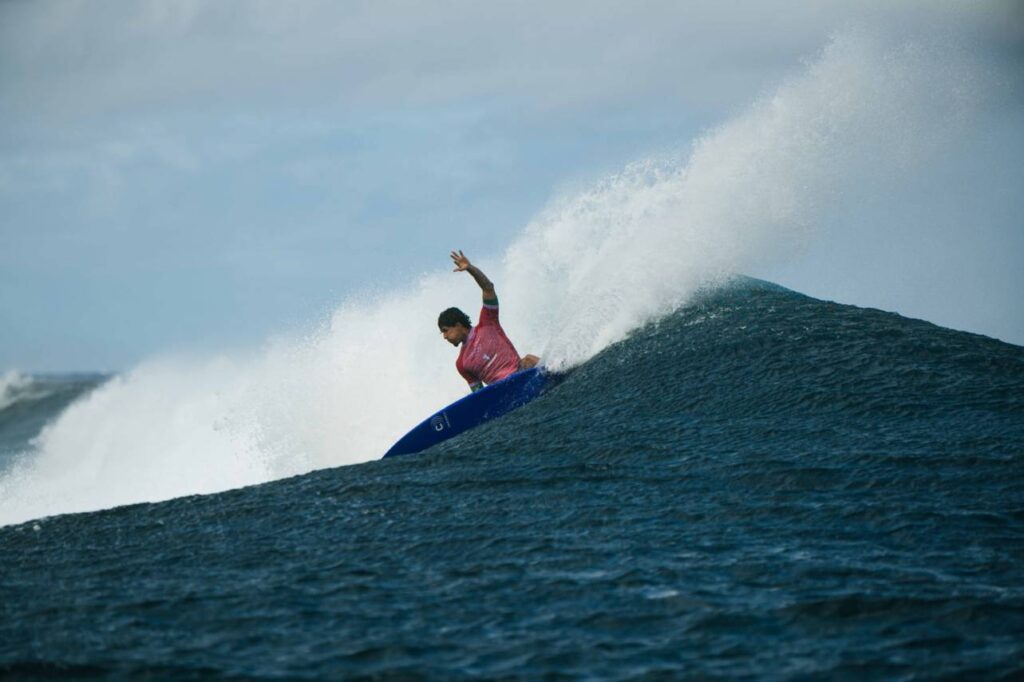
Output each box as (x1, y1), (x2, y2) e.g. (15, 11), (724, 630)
(382, 367), (548, 458)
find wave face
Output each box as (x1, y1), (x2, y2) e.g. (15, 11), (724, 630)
(2, 280), (1022, 678)
(0, 31), (988, 526)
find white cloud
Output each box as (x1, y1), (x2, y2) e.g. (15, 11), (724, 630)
(2, 0), (1010, 123)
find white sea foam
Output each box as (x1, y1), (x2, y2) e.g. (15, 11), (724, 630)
(0, 32), (984, 526)
(0, 370), (34, 412)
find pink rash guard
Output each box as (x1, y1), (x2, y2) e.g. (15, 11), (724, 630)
(455, 299), (522, 390)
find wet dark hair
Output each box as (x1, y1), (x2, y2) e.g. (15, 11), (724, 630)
(438, 307), (471, 329)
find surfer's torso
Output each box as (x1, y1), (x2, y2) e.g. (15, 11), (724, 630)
(456, 300), (521, 389)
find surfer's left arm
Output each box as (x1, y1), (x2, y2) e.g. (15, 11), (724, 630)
(450, 250), (496, 302)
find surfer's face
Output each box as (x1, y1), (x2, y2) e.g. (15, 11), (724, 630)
(440, 324), (469, 346)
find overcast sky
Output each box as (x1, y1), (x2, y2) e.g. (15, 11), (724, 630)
(1, 1), (1021, 371)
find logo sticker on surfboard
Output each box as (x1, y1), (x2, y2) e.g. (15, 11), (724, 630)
(430, 412), (452, 432)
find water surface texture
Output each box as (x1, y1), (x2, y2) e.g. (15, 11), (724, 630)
(3, 281), (1022, 679)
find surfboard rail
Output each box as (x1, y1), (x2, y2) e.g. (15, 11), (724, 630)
(382, 367), (548, 458)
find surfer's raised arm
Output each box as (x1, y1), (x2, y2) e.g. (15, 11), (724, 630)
(450, 250), (495, 302)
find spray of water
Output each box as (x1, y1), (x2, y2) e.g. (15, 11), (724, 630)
(0, 370), (33, 413)
(0, 32), (983, 526)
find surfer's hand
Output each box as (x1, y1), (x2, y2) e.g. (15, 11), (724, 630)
(452, 250), (495, 296)
(520, 354), (540, 370)
(450, 250), (471, 272)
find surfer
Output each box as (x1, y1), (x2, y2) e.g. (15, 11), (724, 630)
(439, 250), (540, 392)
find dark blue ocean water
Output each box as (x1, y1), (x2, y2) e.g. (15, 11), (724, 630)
(2, 280), (1023, 680)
